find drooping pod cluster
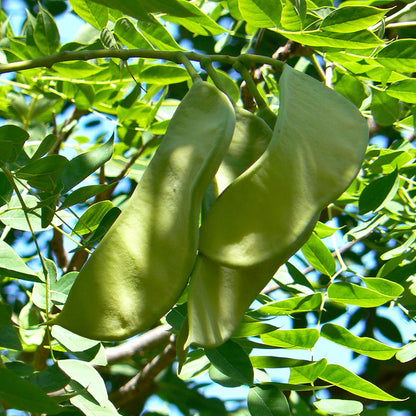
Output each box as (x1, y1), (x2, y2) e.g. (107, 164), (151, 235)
(187, 64), (369, 348)
(52, 80), (235, 340)
(53, 64), (368, 347)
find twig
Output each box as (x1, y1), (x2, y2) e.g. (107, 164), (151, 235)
(110, 337), (177, 414)
(105, 325), (171, 364)
(262, 234), (369, 295)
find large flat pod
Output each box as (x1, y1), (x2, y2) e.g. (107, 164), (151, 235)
(199, 64), (369, 269)
(53, 81), (235, 341)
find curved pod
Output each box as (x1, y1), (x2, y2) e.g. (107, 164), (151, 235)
(188, 65), (368, 347)
(202, 108), (272, 216)
(199, 64), (369, 269)
(53, 80), (235, 341)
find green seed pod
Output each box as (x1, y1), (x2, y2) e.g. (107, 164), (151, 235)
(187, 64), (369, 348)
(198, 64), (369, 269)
(202, 108), (272, 216)
(52, 80), (235, 341)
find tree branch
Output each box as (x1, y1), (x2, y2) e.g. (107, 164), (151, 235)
(0, 50), (284, 75)
(105, 325), (171, 365)
(109, 337), (177, 414)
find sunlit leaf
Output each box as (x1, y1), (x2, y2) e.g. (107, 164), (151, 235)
(321, 323), (398, 360)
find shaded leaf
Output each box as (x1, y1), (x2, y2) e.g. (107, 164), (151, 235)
(359, 169), (400, 214)
(0, 366), (61, 414)
(16, 155), (69, 192)
(0, 125), (29, 164)
(60, 137), (113, 193)
(248, 384), (291, 416)
(205, 339), (254, 386)
(0, 303), (22, 350)
(72, 200), (114, 235)
(371, 89), (400, 127)
(0, 240), (40, 282)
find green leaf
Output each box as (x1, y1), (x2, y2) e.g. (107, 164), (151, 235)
(162, 0), (226, 36)
(114, 17), (153, 49)
(261, 328), (319, 349)
(396, 341), (416, 363)
(52, 325), (101, 352)
(205, 339), (254, 386)
(31, 134), (58, 161)
(277, 29), (382, 49)
(209, 365), (242, 387)
(314, 221), (342, 238)
(313, 399), (363, 415)
(82, 206), (121, 246)
(52, 61), (105, 78)
(301, 233), (335, 276)
(248, 384), (291, 416)
(375, 39), (416, 73)
(178, 350), (210, 380)
(72, 200), (114, 235)
(320, 6), (386, 33)
(251, 356), (311, 369)
(0, 366), (61, 414)
(327, 282), (398, 307)
(139, 64), (190, 84)
(0, 125), (29, 164)
(359, 169), (400, 214)
(238, 0), (282, 28)
(50, 272), (77, 306)
(0, 240), (40, 282)
(321, 323), (398, 360)
(255, 293), (323, 316)
(0, 195), (46, 231)
(387, 79), (416, 104)
(59, 184), (114, 210)
(58, 359), (109, 406)
(361, 277), (404, 298)
(289, 359), (327, 384)
(333, 71), (366, 107)
(29, 365), (69, 393)
(371, 89), (400, 127)
(286, 262), (314, 290)
(16, 155), (69, 193)
(232, 320), (276, 337)
(0, 171), (12, 207)
(70, 394), (121, 416)
(288, 0), (307, 21)
(90, 0), (196, 23)
(136, 15), (184, 51)
(68, 0), (108, 30)
(319, 364), (403, 401)
(60, 137), (114, 193)
(0, 303), (22, 350)
(34, 6), (60, 55)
